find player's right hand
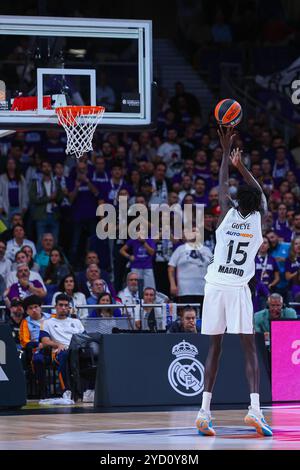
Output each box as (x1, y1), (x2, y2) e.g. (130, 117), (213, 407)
(217, 126), (236, 154)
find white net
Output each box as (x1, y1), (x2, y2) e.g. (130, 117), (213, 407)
(55, 106), (105, 159)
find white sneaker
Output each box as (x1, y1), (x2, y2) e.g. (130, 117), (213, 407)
(244, 406), (273, 436)
(62, 390), (72, 400)
(83, 389), (95, 403)
(195, 408), (216, 436)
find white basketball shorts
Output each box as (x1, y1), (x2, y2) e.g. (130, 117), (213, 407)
(201, 282), (254, 335)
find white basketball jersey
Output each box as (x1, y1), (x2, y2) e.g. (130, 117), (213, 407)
(205, 208), (263, 287)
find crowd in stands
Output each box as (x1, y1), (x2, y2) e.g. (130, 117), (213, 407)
(1, 78), (300, 398)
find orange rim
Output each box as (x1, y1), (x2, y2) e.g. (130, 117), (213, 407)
(55, 105), (105, 118)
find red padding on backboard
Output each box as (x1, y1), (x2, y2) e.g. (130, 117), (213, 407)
(11, 96), (52, 111)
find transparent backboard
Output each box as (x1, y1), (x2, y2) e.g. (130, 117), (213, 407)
(0, 16), (154, 130)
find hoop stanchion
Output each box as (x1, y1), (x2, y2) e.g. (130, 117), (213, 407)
(55, 105), (105, 159)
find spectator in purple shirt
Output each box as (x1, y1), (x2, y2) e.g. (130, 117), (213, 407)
(254, 236), (280, 310)
(91, 156), (110, 185)
(67, 159), (100, 267)
(206, 160), (220, 190)
(42, 129), (66, 166)
(120, 230), (156, 289)
(273, 203), (292, 242)
(194, 177), (209, 206)
(4, 263), (46, 306)
(285, 237), (300, 301)
(100, 162), (132, 206)
(194, 150), (210, 180)
(272, 146), (291, 185)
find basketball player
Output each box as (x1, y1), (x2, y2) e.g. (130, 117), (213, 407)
(196, 126), (273, 437)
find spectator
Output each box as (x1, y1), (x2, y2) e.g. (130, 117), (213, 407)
(100, 162), (130, 206)
(168, 227), (212, 315)
(273, 203), (292, 242)
(211, 10), (232, 43)
(11, 249), (28, 271)
(0, 240), (12, 287)
(120, 228), (156, 289)
(6, 224), (36, 262)
(194, 177), (209, 206)
(254, 294), (297, 345)
(272, 146), (291, 183)
(6, 250), (46, 290)
(38, 293), (85, 399)
(203, 208), (216, 253)
(4, 263), (47, 305)
(149, 162), (169, 205)
(20, 295), (51, 395)
(169, 82), (201, 117)
(34, 233), (55, 275)
(21, 245), (40, 272)
(167, 306), (200, 333)
(254, 236), (280, 310)
(7, 298), (24, 352)
(86, 279), (106, 305)
(134, 287), (164, 331)
(0, 157), (28, 224)
(178, 175), (195, 203)
(42, 130), (66, 166)
(157, 129), (182, 179)
(0, 212), (23, 243)
(79, 263), (111, 299)
(285, 237), (300, 301)
(51, 274), (88, 319)
(67, 159), (100, 266)
(153, 229), (176, 297)
(266, 230), (290, 298)
(29, 159), (63, 247)
(43, 248), (71, 286)
(117, 272), (140, 305)
(291, 213), (300, 240)
(89, 292), (121, 318)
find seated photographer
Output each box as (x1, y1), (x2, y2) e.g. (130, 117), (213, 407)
(134, 287), (165, 331)
(167, 305), (200, 333)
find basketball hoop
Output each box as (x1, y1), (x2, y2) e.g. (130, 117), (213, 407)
(55, 105), (105, 159)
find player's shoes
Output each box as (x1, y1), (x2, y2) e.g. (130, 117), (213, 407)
(244, 407), (273, 436)
(195, 408), (216, 436)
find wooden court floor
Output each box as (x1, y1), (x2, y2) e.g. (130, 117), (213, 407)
(1, 403), (300, 450)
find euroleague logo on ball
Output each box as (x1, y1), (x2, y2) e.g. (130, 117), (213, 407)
(215, 98), (242, 127)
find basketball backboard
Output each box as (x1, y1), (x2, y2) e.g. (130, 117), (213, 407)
(0, 15), (155, 131)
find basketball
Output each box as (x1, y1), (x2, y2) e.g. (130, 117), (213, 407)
(214, 99), (242, 127)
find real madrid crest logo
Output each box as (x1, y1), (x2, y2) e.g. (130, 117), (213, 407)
(168, 340), (204, 397)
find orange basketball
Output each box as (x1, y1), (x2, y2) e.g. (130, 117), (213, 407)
(214, 99), (242, 127)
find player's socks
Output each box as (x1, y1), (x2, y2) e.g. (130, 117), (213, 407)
(201, 391), (212, 412)
(250, 392), (260, 410)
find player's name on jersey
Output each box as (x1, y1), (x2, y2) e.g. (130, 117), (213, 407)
(218, 265), (244, 277)
(231, 222), (251, 230)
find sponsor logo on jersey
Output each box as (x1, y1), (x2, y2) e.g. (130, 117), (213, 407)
(218, 265), (244, 276)
(226, 230), (253, 238)
(232, 223), (251, 230)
